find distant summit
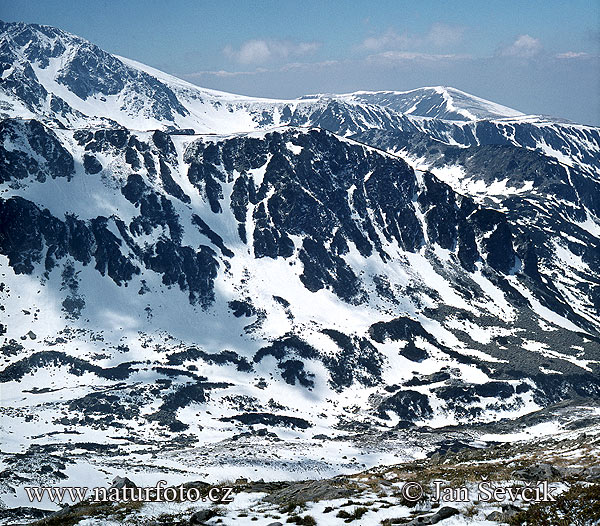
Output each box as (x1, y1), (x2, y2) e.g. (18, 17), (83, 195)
(335, 86), (525, 121)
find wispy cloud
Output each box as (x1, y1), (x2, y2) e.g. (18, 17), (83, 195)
(367, 51), (469, 63)
(555, 51), (589, 59)
(223, 39), (321, 65)
(499, 35), (542, 58)
(185, 69), (266, 79)
(359, 23), (464, 52)
(183, 60), (341, 80)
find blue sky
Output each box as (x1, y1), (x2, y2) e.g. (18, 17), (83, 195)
(2, 0), (600, 124)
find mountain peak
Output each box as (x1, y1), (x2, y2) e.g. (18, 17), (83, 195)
(339, 86), (525, 121)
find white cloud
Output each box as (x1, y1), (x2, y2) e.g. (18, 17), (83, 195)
(500, 35), (542, 58)
(224, 39), (320, 65)
(555, 51), (589, 59)
(367, 51), (468, 63)
(359, 23), (464, 52)
(183, 60), (341, 79)
(185, 69), (264, 79)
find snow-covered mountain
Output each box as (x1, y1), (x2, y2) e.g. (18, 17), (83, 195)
(0, 20), (414, 135)
(324, 86), (526, 121)
(1, 20), (599, 517)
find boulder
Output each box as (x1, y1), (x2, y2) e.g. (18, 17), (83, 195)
(485, 510), (504, 521)
(485, 504), (522, 522)
(189, 508), (217, 525)
(264, 478), (354, 504)
(502, 503), (522, 518)
(512, 463), (561, 480)
(406, 506), (459, 525)
(110, 476), (137, 489)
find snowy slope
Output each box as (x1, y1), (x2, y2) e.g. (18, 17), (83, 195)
(2, 120), (599, 508)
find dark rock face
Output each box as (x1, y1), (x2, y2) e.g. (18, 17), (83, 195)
(529, 373), (600, 406)
(143, 239), (218, 306)
(377, 390), (433, 420)
(0, 34), (82, 124)
(185, 131), (421, 264)
(406, 116), (600, 175)
(470, 208), (516, 273)
(417, 171), (517, 273)
(370, 316), (434, 344)
(2, 120), (598, 401)
(192, 215), (234, 257)
(321, 329), (383, 389)
(0, 197), (45, 274)
(228, 300), (256, 318)
(298, 236), (363, 302)
(167, 347), (253, 372)
(0, 197), (91, 275)
(369, 316), (438, 362)
(184, 128), (523, 294)
(253, 330), (386, 391)
(75, 128), (130, 152)
(0, 121), (226, 306)
(90, 216), (140, 284)
(0, 191), (217, 305)
(150, 381), (231, 431)
(0, 195), (141, 283)
(0, 120), (551, 317)
(0, 119), (74, 182)
(122, 173), (183, 242)
(220, 412), (311, 429)
(55, 43), (127, 100)
(254, 335), (318, 388)
(83, 154), (102, 174)
(0, 351), (135, 382)
(474, 381), (515, 399)
(358, 126), (600, 336)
